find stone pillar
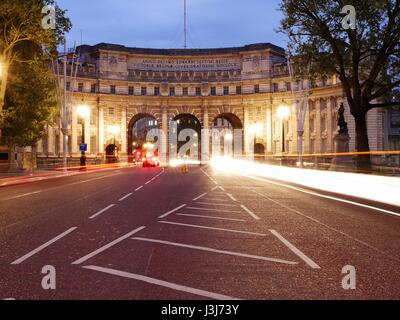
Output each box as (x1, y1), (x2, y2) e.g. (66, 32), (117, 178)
(47, 126), (55, 156)
(71, 105), (78, 155)
(266, 106), (273, 154)
(161, 106), (169, 166)
(201, 102), (210, 163)
(327, 97), (334, 152)
(315, 98), (322, 153)
(243, 105), (251, 156)
(121, 107), (127, 155)
(84, 110), (91, 155)
(98, 105), (105, 155)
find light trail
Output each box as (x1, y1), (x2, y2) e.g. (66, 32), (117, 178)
(211, 157), (400, 208)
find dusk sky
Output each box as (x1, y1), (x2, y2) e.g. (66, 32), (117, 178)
(56, 0), (287, 49)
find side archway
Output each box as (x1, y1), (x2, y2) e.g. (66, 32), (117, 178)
(128, 113), (160, 156)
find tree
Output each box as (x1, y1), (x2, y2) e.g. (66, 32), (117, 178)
(279, 0), (400, 169)
(0, 0), (71, 165)
(0, 0), (71, 112)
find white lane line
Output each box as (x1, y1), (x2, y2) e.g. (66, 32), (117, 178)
(195, 202), (237, 207)
(119, 193), (133, 202)
(11, 227), (78, 265)
(159, 204), (187, 219)
(211, 186), (220, 191)
(227, 193), (237, 202)
(240, 173), (400, 218)
(132, 237), (298, 265)
(251, 189), (400, 263)
(145, 181), (152, 185)
(135, 186), (144, 191)
(204, 198), (232, 203)
(176, 213), (246, 222)
(241, 205), (261, 220)
(193, 193), (207, 201)
(5, 190), (42, 201)
(72, 226), (146, 265)
(83, 265), (241, 300)
(187, 207), (242, 213)
(270, 230), (321, 269)
(89, 204), (116, 220)
(159, 221), (267, 236)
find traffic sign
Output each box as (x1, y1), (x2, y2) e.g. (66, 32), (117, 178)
(79, 144), (88, 152)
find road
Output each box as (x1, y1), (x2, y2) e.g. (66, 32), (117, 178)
(0, 165), (399, 300)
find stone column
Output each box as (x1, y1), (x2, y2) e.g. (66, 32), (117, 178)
(266, 106), (273, 154)
(121, 107), (127, 155)
(161, 106), (169, 166)
(243, 105), (251, 156)
(47, 126), (55, 156)
(315, 98), (322, 153)
(201, 102), (210, 163)
(98, 105), (105, 155)
(84, 110), (91, 155)
(327, 97), (334, 152)
(71, 105), (78, 155)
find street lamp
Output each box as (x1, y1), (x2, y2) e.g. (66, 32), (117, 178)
(77, 103), (90, 145)
(277, 105), (290, 153)
(108, 125), (121, 145)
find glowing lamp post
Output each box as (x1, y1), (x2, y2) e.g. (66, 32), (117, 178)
(277, 105), (290, 153)
(77, 104), (90, 145)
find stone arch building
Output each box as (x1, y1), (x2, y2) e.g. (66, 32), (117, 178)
(36, 42), (386, 163)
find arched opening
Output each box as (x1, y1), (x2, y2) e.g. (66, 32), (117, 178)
(212, 113), (243, 157)
(105, 144), (119, 163)
(172, 114), (201, 162)
(128, 114), (160, 160)
(254, 143), (265, 155)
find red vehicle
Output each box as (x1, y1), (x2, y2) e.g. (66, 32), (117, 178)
(142, 150), (160, 167)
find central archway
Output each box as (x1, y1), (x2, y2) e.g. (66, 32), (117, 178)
(172, 114), (202, 162)
(128, 113), (160, 157)
(212, 113), (243, 157)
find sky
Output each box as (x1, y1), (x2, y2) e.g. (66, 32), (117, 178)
(56, 0), (288, 50)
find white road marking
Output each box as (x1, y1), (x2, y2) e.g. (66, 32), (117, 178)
(176, 213), (246, 222)
(195, 202), (237, 207)
(5, 190), (42, 201)
(89, 204), (116, 220)
(159, 221), (267, 236)
(132, 237), (298, 265)
(158, 204), (187, 219)
(251, 188), (400, 263)
(227, 193), (237, 202)
(241, 205), (261, 220)
(11, 227), (78, 264)
(187, 207), (242, 213)
(119, 193), (133, 202)
(270, 230), (321, 269)
(204, 198), (232, 203)
(135, 186), (144, 191)
(193, 193), (207, 201)
(145, 181), (152, 185)
(240, 173), (400, 218)
(72, 226), (146, 265)
(83, 265), (241, 300)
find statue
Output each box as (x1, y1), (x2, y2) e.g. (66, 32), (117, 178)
(337, 103), (349, 135)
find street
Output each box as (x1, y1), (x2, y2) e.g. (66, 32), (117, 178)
(0, 165), (399, 300)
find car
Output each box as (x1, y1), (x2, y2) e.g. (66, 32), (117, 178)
(142, 151), (160, 167)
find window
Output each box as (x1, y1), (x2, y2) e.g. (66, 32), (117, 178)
(273, 83), (278, 92)
(321, 116), (327, 132)
(183, 87), (188, 96)
(223, 86), (229, 95)
(110, 85), (116, 94)
(196, 87), (201, 96)
(66, 82), (70, 91)
(154, 87), (160, 96)
(128, 86), (134, 96)
(169, 87), (175, 96)
(109, 107), (115, 116)
(141, 87), (147, 96)
(286, 82), (291, 91)
(236, 86), (242, 95)
(91, 84), (97, 93)
(254, 84), (260, 94)
(309, 117), (315, 132)
(78, 83), (84, 92)
(210, 87), (216, 96)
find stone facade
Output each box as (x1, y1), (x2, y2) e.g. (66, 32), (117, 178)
(36, 42), (386, 162)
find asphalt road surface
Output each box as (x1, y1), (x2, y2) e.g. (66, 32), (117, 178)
(0, 165), (399, 300)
